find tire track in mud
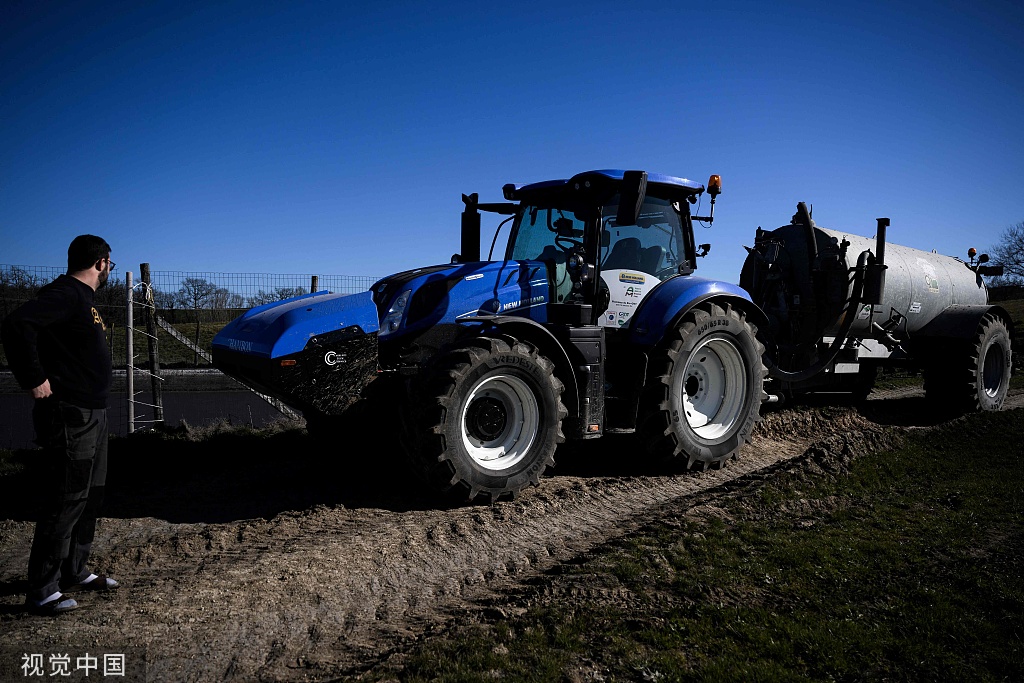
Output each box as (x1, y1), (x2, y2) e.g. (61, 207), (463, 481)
(2, 395), (1020, 682)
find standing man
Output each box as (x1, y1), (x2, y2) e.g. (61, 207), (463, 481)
(1, 235), (120, 616)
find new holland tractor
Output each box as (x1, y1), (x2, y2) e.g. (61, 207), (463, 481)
(212, 170), (768, 501)
(211, 169), (1013, 503)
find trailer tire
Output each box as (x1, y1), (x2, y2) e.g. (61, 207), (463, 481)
(842, 363), (877, 403)
(967, 314), (1012, 411)
(925, 314), (1012, 412)
(405, 337), (566, 503)
(639, 302), (766, 470)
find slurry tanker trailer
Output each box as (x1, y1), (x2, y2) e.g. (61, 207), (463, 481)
(211, 170), (1012, 502)
(741, 202), (1011, 410)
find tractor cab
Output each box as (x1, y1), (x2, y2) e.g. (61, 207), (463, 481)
(486, 170), (716, 329)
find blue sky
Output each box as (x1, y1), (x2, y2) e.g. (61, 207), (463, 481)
(2, 0), (1022, 285)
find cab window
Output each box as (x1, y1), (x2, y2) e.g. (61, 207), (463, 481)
(507, 206), (586, 303)
(600, 196), (685, 281)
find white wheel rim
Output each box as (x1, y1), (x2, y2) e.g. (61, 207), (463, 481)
(982, 342), (1006, 398)
(680, 337), (747, 441)
(461, 374), (540, 471)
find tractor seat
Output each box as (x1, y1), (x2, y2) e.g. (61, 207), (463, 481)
(602, 237), (642, 271)
(640, 245), (665, 274)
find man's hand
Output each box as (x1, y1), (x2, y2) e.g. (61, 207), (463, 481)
(30, 380), (52, 399)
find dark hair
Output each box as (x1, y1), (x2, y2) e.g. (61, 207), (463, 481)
(67, 235), (111, 273)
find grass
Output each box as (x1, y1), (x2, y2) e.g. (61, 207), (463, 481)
(107, 320), (229, 367)
(146, 321), (228, 367)
(357, 409), (1024, 682)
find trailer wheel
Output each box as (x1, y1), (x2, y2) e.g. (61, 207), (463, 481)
(842, 363), (877, 403)
(406, 337), (566, 503)
(967, 314), (1012, 411)
(639, 303), (766, 470)
(925, 314), (1012, 412)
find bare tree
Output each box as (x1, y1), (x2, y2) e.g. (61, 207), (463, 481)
(0, 266), (43, 318)
(93, 275), (128, 327)
(990, 221), (1024, 284)
(210, 287), (245, 312)
(179, 277), (218, 366)
(247, 286), (307, 307)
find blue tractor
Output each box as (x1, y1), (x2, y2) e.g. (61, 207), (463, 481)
(212, 170), (768, 502)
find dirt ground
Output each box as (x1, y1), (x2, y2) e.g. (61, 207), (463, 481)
(1, 386), (1020, 682)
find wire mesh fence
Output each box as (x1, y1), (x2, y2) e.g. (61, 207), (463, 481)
(0, 264), (380, 448)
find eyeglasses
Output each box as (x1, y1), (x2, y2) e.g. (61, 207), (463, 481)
(98, 258), (116, 270)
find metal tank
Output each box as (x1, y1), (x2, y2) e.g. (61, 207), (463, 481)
(822, 227), (986, 335)
(740, 219), (988, 345)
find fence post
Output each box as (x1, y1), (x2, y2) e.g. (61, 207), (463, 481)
(126, 271), (134, 434)
(310, 275), (318, 293)
(140, 263), (164, 425)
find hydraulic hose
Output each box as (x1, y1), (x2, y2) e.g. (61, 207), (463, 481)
(763, 250), (870, 383)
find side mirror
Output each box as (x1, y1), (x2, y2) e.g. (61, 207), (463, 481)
(615, 170), (648, 227)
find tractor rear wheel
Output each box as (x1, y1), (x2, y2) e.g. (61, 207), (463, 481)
(639, 303), (766, 470)
(405, 337), (566, 503)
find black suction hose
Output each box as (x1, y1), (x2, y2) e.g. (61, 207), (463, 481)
(764, 250), (870, 383)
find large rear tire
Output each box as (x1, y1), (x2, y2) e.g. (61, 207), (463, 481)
(639, 303), (766, 470)
(925, 314), (1012, 412)
(405, 337), (567, 503)
(971, 315), (1013, 411)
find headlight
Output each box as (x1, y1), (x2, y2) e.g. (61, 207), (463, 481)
(379, 289), (411, 336)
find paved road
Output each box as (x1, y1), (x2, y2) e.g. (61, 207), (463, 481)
(0, 377), (293, 449)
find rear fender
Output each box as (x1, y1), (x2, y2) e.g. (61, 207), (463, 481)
(626, 276), (766, 350)
(914, 304), (1012, 342)
(911, 304), (1014, 363)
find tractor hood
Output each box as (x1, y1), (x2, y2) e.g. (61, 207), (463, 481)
(213, 290), (379, 359)
(212, 290), (381, 417)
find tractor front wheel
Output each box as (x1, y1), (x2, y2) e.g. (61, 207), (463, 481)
(405, 337), (567, 503)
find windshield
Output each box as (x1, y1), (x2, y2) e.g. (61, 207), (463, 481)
(600, 196), (685, 281)
(507, 206), (586, 262)
(506, 205), (586, 303)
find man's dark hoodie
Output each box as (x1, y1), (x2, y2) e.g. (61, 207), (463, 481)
(1, 274), (112, 408)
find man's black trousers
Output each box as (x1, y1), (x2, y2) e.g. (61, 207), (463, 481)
(27, 398), (108, 602)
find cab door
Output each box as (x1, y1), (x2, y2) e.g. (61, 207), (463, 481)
(598, 196), (687, 329)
